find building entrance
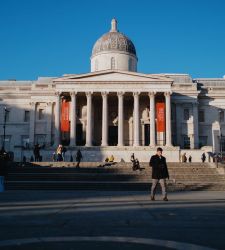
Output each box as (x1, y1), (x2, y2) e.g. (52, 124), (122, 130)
(108, 126), (118, 146)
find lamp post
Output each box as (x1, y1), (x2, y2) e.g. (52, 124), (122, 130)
(219, 109), (223, 161)
(2, 107), (9, 150)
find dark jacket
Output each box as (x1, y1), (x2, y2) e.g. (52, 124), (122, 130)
(149, 154), (169, 179)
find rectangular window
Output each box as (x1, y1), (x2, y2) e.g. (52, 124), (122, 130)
(0, 135), (11, 151)
(199, 110), (205, 122)
(183, 136), (190, 149)
(21, 135), (29, 148)
(183, 109), (189, 120)
(24, 111), (30, 122)
(35, 134), (46, 145)
(199, 136), (208, 147)
(38, 109), (44, 120)
(219, 110), (224, 122)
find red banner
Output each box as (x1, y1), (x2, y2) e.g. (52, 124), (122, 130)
(61, 99), (70, 132)
(156, 102), (165, 132)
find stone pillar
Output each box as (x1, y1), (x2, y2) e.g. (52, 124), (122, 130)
(149, 92), (156, 147)
(193, 102), (199, 149)
(46, 102), (53, 146)
(70, 92), (77, 147)
(86, 92), (93, 146)
(133, 92), (140, 146)
(101, 92), (108, 146)
(54, 92), (61, 147)
(29, 102), (36, 146)
(117, 92), (124, 146)
(165, 91), (172, 146)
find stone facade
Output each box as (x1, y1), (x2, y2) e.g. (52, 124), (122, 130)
(0, 19), (224, 162)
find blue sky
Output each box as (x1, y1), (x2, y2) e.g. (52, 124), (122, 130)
(0, 0), (225, 80)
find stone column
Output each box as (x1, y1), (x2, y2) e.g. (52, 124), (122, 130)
(133, 92), (140, 146)
(70, 92), (77, 147)
(165, 91), (172, 146)
(193, 102), (199, 149)
(85, 92), (93, 146)
(54, 92), (61, 147)
(29, 102), (36, 147)
(117, 92), (124, 146)
(149, 92), (156, 147)
(101, 92), (108, 146)
(46, 102), (53, 146)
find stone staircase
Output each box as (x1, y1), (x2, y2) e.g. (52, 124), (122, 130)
(5, 162), (225, 191)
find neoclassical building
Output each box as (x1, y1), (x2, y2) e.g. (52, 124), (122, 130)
(0, 19), (225, 162)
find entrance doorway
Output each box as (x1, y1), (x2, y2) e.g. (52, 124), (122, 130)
(76, 124), (84, 145)
(108, 126), (118, 146)
(144, 124), (150, 146)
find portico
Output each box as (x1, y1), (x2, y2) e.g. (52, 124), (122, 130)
(53, 70), (173, 148)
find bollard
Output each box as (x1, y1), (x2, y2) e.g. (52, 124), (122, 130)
(0, 176), (4, 192)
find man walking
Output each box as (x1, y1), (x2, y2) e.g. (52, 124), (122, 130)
(149, 147), (169, 201)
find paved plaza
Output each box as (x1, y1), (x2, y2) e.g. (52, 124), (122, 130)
(0, 190), (225, 249)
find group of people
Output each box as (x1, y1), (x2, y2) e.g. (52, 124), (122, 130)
(181, 152), (206, 163)
(54, 145), (83, 167)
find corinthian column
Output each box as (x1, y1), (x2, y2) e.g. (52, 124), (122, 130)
(101, 92), (108, 146)
(149, 92), (156, 147)
(54, 92), (61, 147)
(46, 102), (53, 146)
(165, 91), (172, 146)
(85, 92), (93, 147)
(133, 92), (140, 146)
(70, 92), (77, 147)
(117, 92), (124, 146)
(29, 102), (36, 147)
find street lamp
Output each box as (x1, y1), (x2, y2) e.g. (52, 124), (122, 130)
(2, 107), (9, 151)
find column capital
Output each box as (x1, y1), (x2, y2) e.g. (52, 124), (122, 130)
(85, 91), (93, 97)
(148, 91), (156, 98)
(46, 102), (53, 106)
(133, 92), (140, 97)
(101, 91), (109, 97)
(117, 91), (124, 97)
(164, 91), (172, 97)
(70, 91), (77, 97)
(29, 101), (36, 107)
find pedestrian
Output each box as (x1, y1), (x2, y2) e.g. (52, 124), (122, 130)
(56, 145), (63, 162)
(131, 153), (135, 169)
(149, 147), (169, 201)
(201, 153), (206, 163)
(33, 144), (41, 162)
(76, 149), (83, 168)
(182, 153), (187, 163)
(188, 155), (192, 163)
(62, 146), (67, 161)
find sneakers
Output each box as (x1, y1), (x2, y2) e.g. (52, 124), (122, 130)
(163, 197), (168, 201)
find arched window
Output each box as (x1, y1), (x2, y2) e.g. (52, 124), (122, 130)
(111, 57), (115, 69)
(95, 60), (98, 71)
(128, 58), (132, 71)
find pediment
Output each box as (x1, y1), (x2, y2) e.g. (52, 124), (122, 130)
(54, 70), (172, 83)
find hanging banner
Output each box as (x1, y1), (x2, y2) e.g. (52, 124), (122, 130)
(156, 102), (165, 132)
(61, 99), (70, 132)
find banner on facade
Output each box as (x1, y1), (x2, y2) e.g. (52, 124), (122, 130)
(61, 99), (70, 132)
(156, 102), (165, 132)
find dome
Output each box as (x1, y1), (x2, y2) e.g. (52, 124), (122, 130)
(90, 19), (138, 72)
(91, 19), (137, 58)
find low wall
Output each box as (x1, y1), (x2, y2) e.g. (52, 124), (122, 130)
(11, 146), (212, 163)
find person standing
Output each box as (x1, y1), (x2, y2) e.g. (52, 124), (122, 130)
(149, 147), (169, 201)
(201, 153), (206, 163)
(33, 144), (41, 162)
(188, 155), (192, 163)
(76, 149), (83, 168)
